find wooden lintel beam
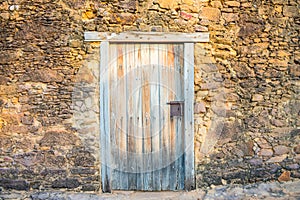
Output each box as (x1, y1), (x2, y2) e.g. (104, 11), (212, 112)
(84, 32), (209, 43)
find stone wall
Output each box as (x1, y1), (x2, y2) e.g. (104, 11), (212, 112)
(0, 0), (99, 192)
(0, 0), (299, 192)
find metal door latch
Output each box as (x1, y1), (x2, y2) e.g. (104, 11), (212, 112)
(167, 101), (184, 117)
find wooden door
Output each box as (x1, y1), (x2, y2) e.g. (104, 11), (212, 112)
(100, 42), (194, 192)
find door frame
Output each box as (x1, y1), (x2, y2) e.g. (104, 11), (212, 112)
(84, 32), (209, 192)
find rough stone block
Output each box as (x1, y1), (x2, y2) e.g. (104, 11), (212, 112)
(224, 1), (240, 7)
(272, 0), (287, 4)
(258, 149), (273, 157)
(70, 168), (96, 175)
(76, 67), (95, 84)
(291, 171), (300, 178)
(200, 63), (218, 73)
(223, 170), (248, 183)
(82, 184), (99, 191)
(269, 59), (288, 67)
(0, 75), (9, 85)
(157, 0), (180, 9)
(111, 13), (137, 25)
(118, 0), (137, 12)
(239, 23), (264, 37)
(0, 12), (9, 20)
(222, 13), (239, 22)
(258, 6), (269, 16)
(21, 116), (34, 125)
(22, 69), (64, 83)
(218, 121), (241, 144)
(41, 169), (67, 178)
(250, 168), (272, 180)
(283, 6), (298, 17)
(286, 164), (299, 170)
(14, 152), (44, 167)
(182, 0), (194, 6)
(39, 131), (80, 147)
(44, 154), (66, 168)
(248, 158), (263, 166)
(278, 171), (291, 182)
(0, 85), (17, 95)
(210, 1), (223, 8)
(277, 50), (291, 57)
(271, 119), (286, 127)
(235, 63), (255, 78)
(290, 64), (300, 77)
(0, 179), (29, 190)
(194, 25), (208, 32)
(150, 25), (163, 32)
(82, 11), (96, 20)
(194, 102), (206, 113)
(266, 154), (287, 163)
(241, 2), (251, 7)
(0, 168), (18, 179)
(52, 178), (80, 189)
(180, 11), (193, 20)
(239, 140), (254, 156)
(69, 40), (82, 48)
(68, 148), (96, 167)
(249, 43), (269, 54)
(252, 94), (264, 102)
(30, 192), (50, 200)
(199, 7), (221, 21)
(202, 173), (222, 186)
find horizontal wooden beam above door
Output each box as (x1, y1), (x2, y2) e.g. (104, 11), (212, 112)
(84, 32), (209, 43)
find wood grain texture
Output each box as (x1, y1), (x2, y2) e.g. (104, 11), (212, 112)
(141, 44), (152, 190)
(150, 44), (161, 191)
(109, 44), (118, 190)
(183, 43), (195, 190)
(102, 42), (194, 192)
(118, 44), (129, 190)
(100, 41), (111, 192)
(84, 32), (210, 42)
(174, 44), (185, 190)
(126, 44), (137, 190)
(161, 44), (171, 190)
(168, 44), (177, 191)
(135, 44), (144, 190)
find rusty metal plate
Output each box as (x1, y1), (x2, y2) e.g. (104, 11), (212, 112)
(167, 101), (184, 117)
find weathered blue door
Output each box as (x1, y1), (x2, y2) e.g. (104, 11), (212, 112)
(100, 42), (195, 192)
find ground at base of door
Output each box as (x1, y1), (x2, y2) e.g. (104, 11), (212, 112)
(1, 179), (299, 200)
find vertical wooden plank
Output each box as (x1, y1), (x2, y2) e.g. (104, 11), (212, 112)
(100, 41), (111, 192)
(114, 44), (124, 190)
(150, 44), (161, 191)
(117, 44), (129, 190)
(160, 44), (172, 190)
(183, 43), (195, 190)
(109, 44), (119, 189)
(157, 44), (163, 191)
(180, 44), (186, 190)
(174, 44), (185, 190)
(168, 44), (178, 191)
(126, 44), (137, 190)
(135, 43), (144, 190)
(141, 44), (152, 190)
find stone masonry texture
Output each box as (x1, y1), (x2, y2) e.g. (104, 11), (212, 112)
(0, 0), (299, 193)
